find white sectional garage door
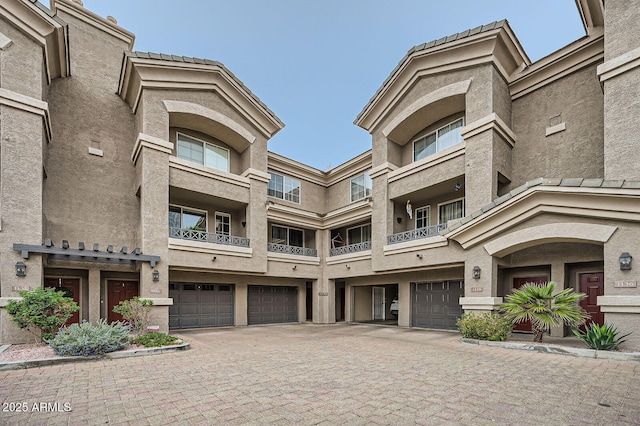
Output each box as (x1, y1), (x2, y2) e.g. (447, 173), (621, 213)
(248, 285), (298, 325)
(412, 281), (464, 330)
(169, 282), (234, 329)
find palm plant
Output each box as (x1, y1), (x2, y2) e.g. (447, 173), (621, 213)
(499, 281), (588, 343)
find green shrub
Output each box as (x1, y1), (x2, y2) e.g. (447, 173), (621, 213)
(112, 297), (153, 336)
(132, 332), (180, 347)
(5, 287), (79, 342)
(572, 323), (631, 351)
(49, 319), (131, 356)
(457, 312), (513, 341)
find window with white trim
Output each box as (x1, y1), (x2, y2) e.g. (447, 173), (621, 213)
(215, 212), (231, 235)
(268, 172), (300, 203)
(350, 173), (372, 202)
(176, 133), (230, 172)
(413, 117), (464, 162)
(169, 205), (207, 231)
(270, 224), (304, 247)
(347, 223), (371, 245)
(415, 206), (430, 229)
(438, 198), (464, 225)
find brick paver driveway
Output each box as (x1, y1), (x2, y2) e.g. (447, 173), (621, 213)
(1, 323), (639, 425)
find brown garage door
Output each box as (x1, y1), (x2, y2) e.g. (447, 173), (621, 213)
(169, 283), (234, 329)
(412, 281), (464, 330)
(248, 285), (298, 325)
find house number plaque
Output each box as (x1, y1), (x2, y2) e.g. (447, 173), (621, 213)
(614, 281), (637, 288)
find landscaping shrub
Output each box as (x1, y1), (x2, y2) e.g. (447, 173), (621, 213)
(457, 312), (513, 341)
(112, 297), (153, 336)
(572, 323), (631, 351)
(5, 287), (79, 342)
(132, 332), (180, 347)
(49, 319), (131, 356)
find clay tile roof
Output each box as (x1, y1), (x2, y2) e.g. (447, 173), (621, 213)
(125, 51), (283, 127)
(356, 20), (507, 124)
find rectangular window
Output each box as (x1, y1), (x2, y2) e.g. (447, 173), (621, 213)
(438, 198), (464, 225)
(268, 172), (300, 203)
(413, 117), (464, 162)
(215, 212), (231, 235)
(169, 205), (207, 231)
(350, 173), (373, 202)
(347, 224), (371, 245)
(271, 225), (304, 247)
(415, 206), (430, 229)
(176, 133), (230, 172)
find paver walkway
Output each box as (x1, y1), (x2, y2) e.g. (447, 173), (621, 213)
(0, 323), (638, 425)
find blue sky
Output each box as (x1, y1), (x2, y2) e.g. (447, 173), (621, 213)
(81, 1), (586, 171)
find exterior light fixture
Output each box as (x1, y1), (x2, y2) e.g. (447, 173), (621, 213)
(455, 183), (462, 191)
(292, 265), (297, 270)
(396, 217), (402, 224)
(152, 269), (160, 282)
(15, 261), (26, 277)
(620, 252), (632, 270)
(346, 264), (350, 269)
(241, 221), (246, 228)
(416, 254), (423, 259)
(472, 266), (481, 279)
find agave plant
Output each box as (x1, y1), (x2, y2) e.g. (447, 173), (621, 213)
(499, 281), (588, 343)
(572, 323), (631, 350)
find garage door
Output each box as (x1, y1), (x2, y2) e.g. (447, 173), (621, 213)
(412, 281), (464, 330)
(248, 285), (298, 325)
(169, 282), (234, 329)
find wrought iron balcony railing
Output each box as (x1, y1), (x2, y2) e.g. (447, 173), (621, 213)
(267, 243), (317, 257)
(169, 227), (250, 248)
(329, 241), (372, 256)
(386, 224), (446, 245)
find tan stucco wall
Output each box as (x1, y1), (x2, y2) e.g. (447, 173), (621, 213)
(510, 64), (604, 190)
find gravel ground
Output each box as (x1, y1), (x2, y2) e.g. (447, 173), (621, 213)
(0, 343), (140, 362)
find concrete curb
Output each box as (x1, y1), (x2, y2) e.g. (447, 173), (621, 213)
(461, 338), (640, 362)
(0, 342), (190, 371)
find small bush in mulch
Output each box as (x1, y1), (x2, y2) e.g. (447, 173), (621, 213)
(48, 319), (131, 356)
(132, 332), (180, 347)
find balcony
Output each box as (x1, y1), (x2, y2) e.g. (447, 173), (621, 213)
(267, 243), (317, 257)
(169, 227), (250, 247)
(387, 224), (446, 245)
(330, 241), (371, 256)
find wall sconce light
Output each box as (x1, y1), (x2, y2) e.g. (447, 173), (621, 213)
(620, 252), (632, 270)
(455, 182), (462, 191)
(212, 256), (217, 261)
(241, 221), (246, 228)
(292, 265), (297, 270)
(472, 266), (481, 279)
(152, 269), (160, 282)
(346, 264), (350, 269)
(15, 261), (26, 277)
(416, 254), (423, 259)
(396, 217), (402, 224)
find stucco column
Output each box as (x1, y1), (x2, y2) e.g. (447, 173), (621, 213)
(235, 282), (248, 326)
(398, 280), (411, 327)
(459, 246), (502, 313)
(243, 169), (271, 274)
(88, 268), (101, 323)
(314, 277), (332, 324)
(550, 261), (566, 337)
(133, 133), (172, 332)
(0, 104), (46, 343)
(370, 164), (393, 272)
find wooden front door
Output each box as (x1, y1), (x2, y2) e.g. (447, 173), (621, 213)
(44, 278), (80, 326)
(579, 272), (604, 328)
(512, 276), (548, 332)
(108, 280), (139, 323)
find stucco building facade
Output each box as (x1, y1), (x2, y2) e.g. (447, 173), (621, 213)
(1, 0), (639, 347)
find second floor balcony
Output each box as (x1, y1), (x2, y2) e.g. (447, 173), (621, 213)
(387, 224), (446, 245)
(329, 241), (372, 256)
(267, 243), (317, 257)
(169, 227), (250, 248)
